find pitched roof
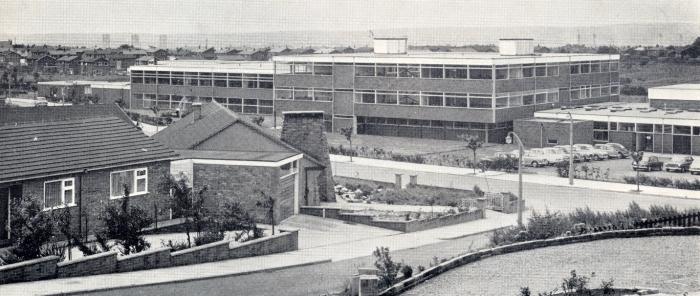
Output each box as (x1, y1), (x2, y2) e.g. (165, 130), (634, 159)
(153, 101), (323, 166)
(174, 150), (298, 162)
(0, 104), (131, 126)
(57, 55), (79, 62)
(0, 111), (177, 183)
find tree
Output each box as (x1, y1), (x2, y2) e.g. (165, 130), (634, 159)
(373, 246), (402, 289)
(458, 133), (483, 174)
(0, 195), (60, 264)
(251, 116), (265, 126)
(340, 127), (354, 162)
(159, 174), (208, 248)
(256, 191), (277, 235)
(96, 185), (153, 255)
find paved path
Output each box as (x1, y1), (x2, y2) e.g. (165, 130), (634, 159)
(0, 213), (514, 296)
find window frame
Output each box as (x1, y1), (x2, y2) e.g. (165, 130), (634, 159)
(279, 160), (299, 179)
(43, 178), (76, 210)
(110, 168), (148, 199)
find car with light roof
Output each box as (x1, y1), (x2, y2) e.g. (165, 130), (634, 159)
(593, 144), (622, 159)
(689, 159), (700, 175)
(573, 144), (609, 161)
(511, 149), (549, 167)
(664, 155), (694, 173)
(632, 155), (664, 171)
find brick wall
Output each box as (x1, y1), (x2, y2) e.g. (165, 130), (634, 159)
(56, 251), (118, 278)
(514, 119), (594, 148)
(280, 111), (335, 202)
(170, 240), (232, 266)
(117, 247), (171, 272)
(20, 161), (171, 237)
(192, 163), (282, 223)
(0, 256), (60, 284)
(229, 230), (298, 259)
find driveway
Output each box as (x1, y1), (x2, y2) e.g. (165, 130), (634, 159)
(279, 214), (399, 249)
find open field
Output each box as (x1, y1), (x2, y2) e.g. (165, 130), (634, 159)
(620, 61), (700, 88)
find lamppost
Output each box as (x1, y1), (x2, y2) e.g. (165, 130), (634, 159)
(505, 131), (524, 228)
(566, 112), (574, 186)
(631, 151), (644, 192)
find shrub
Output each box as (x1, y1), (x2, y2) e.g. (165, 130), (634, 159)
(600, 278), (615, 294)
(0, 195), (60, 264)
(400, 265), (413, 279)
(161, 239), (190, 252)
(417, 265), (426, 273)
(473, 185), (484, 197)
(96, 185), (153, 255)
(194, 230), (225, 246)
(159, 174), (209, 248)
(555, 161), (569, 178)
(373, 247), (402, 289)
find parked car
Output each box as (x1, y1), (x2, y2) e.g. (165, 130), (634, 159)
(540, 147), (571, 163)
(593, 144), (622, 159)
(664, 155), (694, 173)
(573, 144), (609, 161)
(511, 149), (549, 167)
(602, 143), (630, 158)
(551, 146), (583, 162)
(632, 155), (664, 171)
(690, 159), (700, 175)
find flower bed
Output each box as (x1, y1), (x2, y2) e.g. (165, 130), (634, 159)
(335, 177), (479, 208)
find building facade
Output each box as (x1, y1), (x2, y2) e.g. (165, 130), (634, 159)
(128, 39), (620, 143)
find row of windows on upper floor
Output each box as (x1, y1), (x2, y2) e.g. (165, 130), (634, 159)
(134, 93), (274, 115)
(593, 121), (700, 135)
(277, 61), (619, 80)
(356, 116), (513, 130)
(131, 72), (274, 89)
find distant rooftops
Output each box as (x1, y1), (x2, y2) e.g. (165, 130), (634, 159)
(129, 60), (274, 74)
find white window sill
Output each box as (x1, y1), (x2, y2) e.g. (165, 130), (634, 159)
(110, 191), (149, 200)
(43, 203), (77, 211)
(280, 173), (298, 179)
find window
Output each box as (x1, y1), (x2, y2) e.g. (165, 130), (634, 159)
(421, 64), (444, 79)
(509, 95), (523, 106)
(593, 131), (609, 142)
(356, 90), (375, 103)
(228, 73), (242, 88)
(294, 88), (313, 100)
(637, 124), (653, 132)
(522, 64), (534, 78)
(422, 92), (443, 106)
(547, 65), (559, 76)
(376, 90), (398, 104)
(469, 94), (492, 108)
(110, 168), (148, 198)
(522, 94), (534, 105)
(445, 66), (469, 79)
(580, 62), (590, 73)
(355, 64), (375, 76)
(495, 96), (508, 108)
(376, 64), (398, 77)
(185, 72), (199, 86)
(674, 125), (691, 135)
(276, 88), (293, 100)
(570, 64), (580, 74)
(144, 71), (156, 84)
(495, 66), (508, 80)
(547, 139), (560, 145)
(547, 91), (559, 103)
(619, 123), (635, 132)
(244, 74), (258, 88)
(280, 160), (299, 178)
(610, 62), (619, 71)
(469, 67), (492, 79)
(258, 74), (273, 89)
(131, 73), (143, 84)
(508, 66), (523, 79)
(445, 93), (469, 107)
(535, 64), (547, 77)
(243, 98), (258, 114)
(313, 63), (332, 75)
(663, 125), (672, 134)
(590, 63), (600, 73)
(199, 72), (212, 86)
(600, 62), (610, 72)
(314, 89), (333, 101)
(214, 73), (227, 87)
(398, 64), (420, 78)
(171, 72), (184, 85)
(293, 63), (312, 74)
(593, 121), (609, 130)
(694, 127), (700, 136)
(44, 178), (75, 210)
(259, 99), (273, 114)
(535, 93), (547, 104)
(398, 91), (420, 105)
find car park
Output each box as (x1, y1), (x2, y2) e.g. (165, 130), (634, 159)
(664, 155), (694, 173)
(632, 155), (664, 171)
(552, 146), (583, 162)
(573, 144), (609, 161)
(593, 144), (622, 159)
(540, 147), (570, 163)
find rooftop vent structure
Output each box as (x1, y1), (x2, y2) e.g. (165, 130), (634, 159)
(373, 37), (408, 54)
(498, 39), (535, 56)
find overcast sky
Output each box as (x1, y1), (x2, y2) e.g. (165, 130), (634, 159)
(1, 0), (698, 35)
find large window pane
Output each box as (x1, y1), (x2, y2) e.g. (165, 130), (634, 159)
(313, 63), (332, 75)
(445, 94), (469, 107)
(495, 67), (508, 80)
(469, 95), (492, 108)
(294, 88), (313, 100)
(469, 67), (492, 79)
(421, 65), (444, 79)
(376, 64), (398, 77)
(355, 64), (375, 76)
(398, 65), (420, 78)
(398, 92), (419, 105)
(44, 181), (62, 208)
(421, 92), (443, 106)
(376, 91), (397, 104)
(445, 66), (468, 79)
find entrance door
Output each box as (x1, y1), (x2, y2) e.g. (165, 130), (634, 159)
(638, 133), (654, 152)
(674, 135), (691, 154)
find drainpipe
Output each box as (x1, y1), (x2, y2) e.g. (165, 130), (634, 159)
(78, 169), (87, 239)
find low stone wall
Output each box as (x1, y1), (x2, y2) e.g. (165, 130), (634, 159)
(0, 256), (60, 284)
(57, 251), (118, 278)
(300, 207), (484, 232)
(380, 227), (700, 296)
(117, 247), (171, 272)
(229, 230), (298, 259)
(0, 230), (300, 285)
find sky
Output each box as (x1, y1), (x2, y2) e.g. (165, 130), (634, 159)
(1, 0), (699, 35)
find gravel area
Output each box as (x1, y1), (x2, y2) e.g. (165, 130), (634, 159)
(404, 236), (700, 296)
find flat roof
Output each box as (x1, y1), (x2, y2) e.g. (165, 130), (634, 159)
(535, 102), (700, 126)
(648, 84), (700, 101)
(129, 60), (274, 74)
(273, 52), (619, 66)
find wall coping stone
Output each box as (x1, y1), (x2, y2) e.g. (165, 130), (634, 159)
(170, 239), (232, 256)
(0, 255), (60, 271)
(117, 247), (171, 261)
(232, 230), (296, 249)
(57, 251), (119, 267)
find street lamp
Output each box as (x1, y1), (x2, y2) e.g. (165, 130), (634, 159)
(505, 132), (524, 228)
(631, 151), (644, 192)
(566, 112), (574, 186)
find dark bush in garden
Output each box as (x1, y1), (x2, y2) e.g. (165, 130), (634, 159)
(0, 195), (62, 265)
(96, 186), (153, 255)
(473, 185), (484, 197)
(555, 161), (569, 178)
(400, 265), (413, 279)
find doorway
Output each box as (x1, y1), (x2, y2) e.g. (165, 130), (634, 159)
(638, 133), (654, 152)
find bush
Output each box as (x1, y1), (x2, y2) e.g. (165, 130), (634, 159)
(473, 185), (484, 197)
(194, 230), (225, 246)
(0, 195), (60, 265)
(400, 265), (413, 279)
(96, 186), (153, 255)
(161, 239), (190, 252)
(373, 247), (402, 289)
(417, 265), (426, 273)
(555, 161), (569, 178)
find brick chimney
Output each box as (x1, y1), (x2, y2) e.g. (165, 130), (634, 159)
(280, 111), (335, 202)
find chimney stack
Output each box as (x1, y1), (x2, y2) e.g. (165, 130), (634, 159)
(191, 102), (202, 122)
(280, 111), (335, 202)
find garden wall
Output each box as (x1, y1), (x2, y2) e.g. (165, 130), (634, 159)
(0, 230), (299, 285)
(379, 226), (700, 296)
(0, 256), (60, 284)
(300, 207), (484, 232)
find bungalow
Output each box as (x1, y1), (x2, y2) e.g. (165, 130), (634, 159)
(146, 48), (169, 61)
(0, 104), (178, 244)
(193, 47), (217, 60)
(135, 55), (156, 65)
(81, 57), (111, 75)
(0, 50), (24, 65)
(34, 55), (58, 73)
(57, 55), (81, 74)
(153, 102), (334, 223)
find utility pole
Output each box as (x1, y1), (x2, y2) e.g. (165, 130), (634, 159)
(568, 112), (574, 186)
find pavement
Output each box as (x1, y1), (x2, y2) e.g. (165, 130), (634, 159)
(0, 212), (515, 296)
(330, 154), (700, 200)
